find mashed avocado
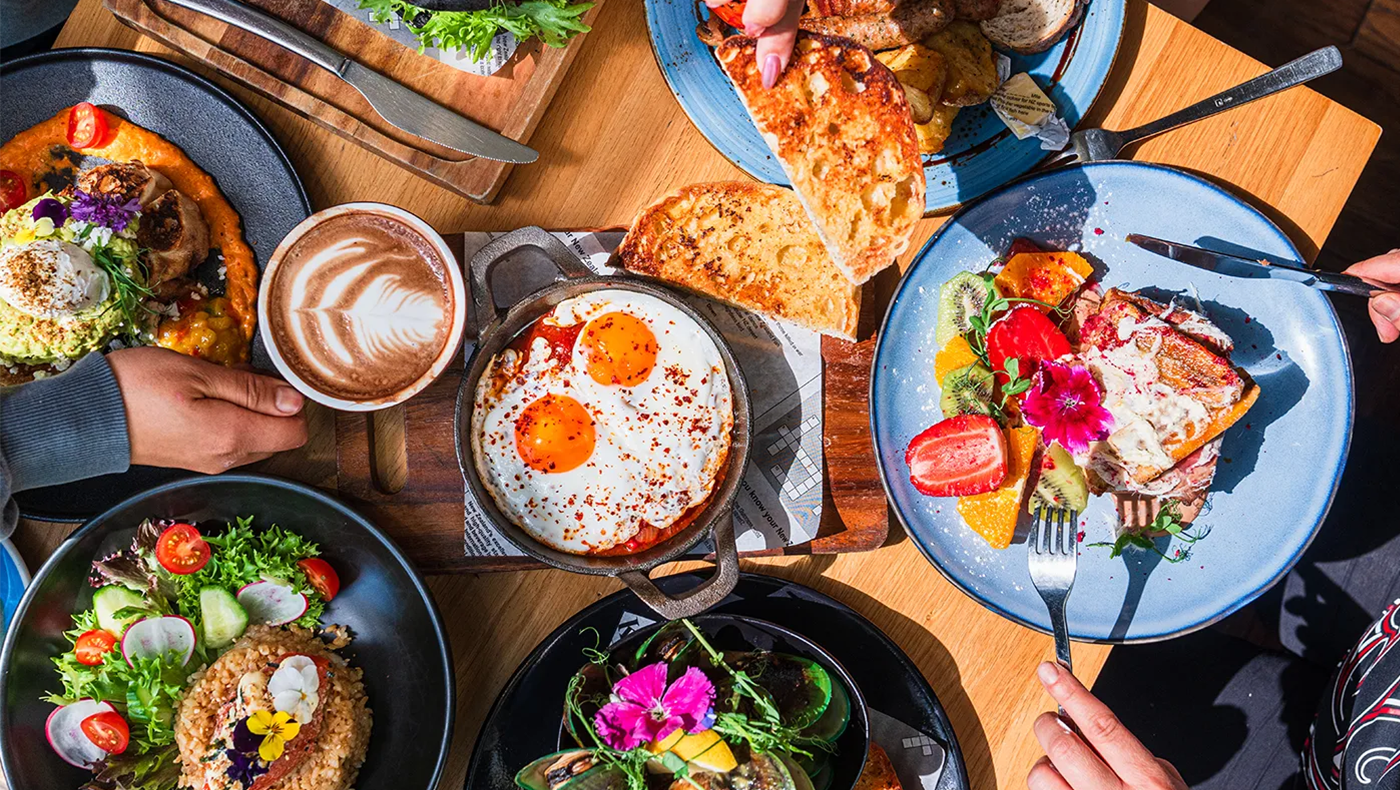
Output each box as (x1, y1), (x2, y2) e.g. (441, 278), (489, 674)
(0, 292), (129, 365)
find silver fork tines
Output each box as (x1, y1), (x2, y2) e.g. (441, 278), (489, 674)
(1029, 506), (1079, 719)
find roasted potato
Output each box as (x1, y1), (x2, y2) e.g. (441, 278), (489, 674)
(902, 84), (935, 124)
(923, 20), (998, 107)
(874, 43), (948, 96)
(915, 103), (961, 154)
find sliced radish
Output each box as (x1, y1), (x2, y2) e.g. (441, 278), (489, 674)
(236, 580), (308, 626)
(46, 699), (114, 768)
(120, 616), (197, 667)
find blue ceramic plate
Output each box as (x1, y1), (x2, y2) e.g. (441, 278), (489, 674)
(643, 0), (1126, 213)
(871, 161), (1354, 643)
(0, 540), (28, 637)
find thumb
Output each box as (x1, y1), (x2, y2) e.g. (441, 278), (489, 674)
(194, 363), (305, 416)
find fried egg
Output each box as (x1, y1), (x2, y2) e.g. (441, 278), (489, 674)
(471, 290), (734, 554)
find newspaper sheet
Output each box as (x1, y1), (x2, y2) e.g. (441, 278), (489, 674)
(460, 231), (824, 558)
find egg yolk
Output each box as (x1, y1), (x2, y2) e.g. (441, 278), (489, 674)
(515, 394), (596, 473)
(580, 311), (658, 387)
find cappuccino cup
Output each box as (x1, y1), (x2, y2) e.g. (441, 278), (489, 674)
(259, 203), (466, 411)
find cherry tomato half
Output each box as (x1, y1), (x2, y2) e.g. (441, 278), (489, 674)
(711, 0), (746, 27)
(0, 170), (27, 213)
(154, 523), (211, 575)
(74, 629), (118, 666)
(80, 710), (129, 755)
(66, 102), (109, 149)
(297, 558), (340, 601)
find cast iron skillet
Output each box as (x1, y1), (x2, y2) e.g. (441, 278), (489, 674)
(468, 572), (972, 790)
(0, 475), (453, 790)
(454, 228), (750, 620)
(0, 48), (311, 522)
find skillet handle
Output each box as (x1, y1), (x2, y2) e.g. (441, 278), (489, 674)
(618, 515), (740, 620)
(467, 227), (594, 337)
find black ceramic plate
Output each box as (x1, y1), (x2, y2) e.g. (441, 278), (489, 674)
(0, 474), (454, 790)
(0, 48), (311, 521)
(469, 572), (970, 790)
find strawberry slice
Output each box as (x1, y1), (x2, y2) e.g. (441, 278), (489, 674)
(905, 415), (1009, 497)
(986, 305), (1071, 385)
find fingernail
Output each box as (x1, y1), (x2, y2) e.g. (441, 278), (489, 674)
(275, 386), (303, 414)
(1055, 715), (1074, 733)
(745, 22), (767, 37)
(1037, 661), (1060, 685)
(761, 54), (782, 89)
(1376, 294), (1400, 321)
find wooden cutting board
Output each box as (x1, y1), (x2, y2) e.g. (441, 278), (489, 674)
(332, 232), (892, 574)
(103, 0), (604, 203)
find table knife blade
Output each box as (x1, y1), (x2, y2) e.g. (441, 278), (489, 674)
(1127, 234), (1400, 298)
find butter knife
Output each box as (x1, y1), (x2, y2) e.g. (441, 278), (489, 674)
(1128, 234), (1400, 298)
(162, 0), (539, 164)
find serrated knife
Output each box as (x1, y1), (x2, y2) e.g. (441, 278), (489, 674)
(162, 0), (538, 164)
(1127, 234), (1400, 298)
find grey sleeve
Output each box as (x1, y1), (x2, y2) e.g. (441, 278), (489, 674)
(0, 352), (132, 539)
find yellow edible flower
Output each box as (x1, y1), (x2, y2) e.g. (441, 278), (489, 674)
(247, 709), (301, 762)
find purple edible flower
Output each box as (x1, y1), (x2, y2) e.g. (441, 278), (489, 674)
(69, 189), (141, 232)
(224, 748), (268, 787)
(232, 717), (261, 753)
(31, 197), (69, 225)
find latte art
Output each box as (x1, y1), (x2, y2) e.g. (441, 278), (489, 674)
(267, 212), (453, 402)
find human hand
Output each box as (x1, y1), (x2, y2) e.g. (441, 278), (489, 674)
(707, 0), (804, 87)
(1028, 662), (1188, 790)
(107, 346), (308, 474)
(1345, 250), (1400, 344)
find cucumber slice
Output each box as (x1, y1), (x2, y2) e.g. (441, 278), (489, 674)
(199, 587), (249, 648)
(92, 585), (145, 636)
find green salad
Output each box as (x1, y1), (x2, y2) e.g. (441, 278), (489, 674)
(358, 0), (594, 63)
(42, 518), (341, 790)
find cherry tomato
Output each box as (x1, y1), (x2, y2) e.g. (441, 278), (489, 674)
(0, 170), (26, 213)
(297, 558), (340, 601)
(66, 102), (109, 149)
(80, 710), (129, 754)
(154, 523), (211, 575)
(711, 0), (746, 27)
(73, 630), (117, 666)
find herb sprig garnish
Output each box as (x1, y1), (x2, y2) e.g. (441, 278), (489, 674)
(1088, 501), (1210, 564)
(358, 0), (593, 62)
(73, 222), (156, 340)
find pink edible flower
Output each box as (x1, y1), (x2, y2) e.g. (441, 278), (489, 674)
(594, 662), (715, 751)
(1020, 361), (1113, 454)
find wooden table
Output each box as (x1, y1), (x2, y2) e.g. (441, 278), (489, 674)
(10, 1), (1380, 788)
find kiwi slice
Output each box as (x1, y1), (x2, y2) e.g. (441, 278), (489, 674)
(939, 362), (995, 417)
(935, 271), (997, 347)
(1029, 443), (1090, 513)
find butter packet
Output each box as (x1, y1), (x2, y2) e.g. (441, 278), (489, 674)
(990, 63), (1071, 151)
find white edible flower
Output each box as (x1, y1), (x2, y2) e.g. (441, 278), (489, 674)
(269, 655), (320, 724)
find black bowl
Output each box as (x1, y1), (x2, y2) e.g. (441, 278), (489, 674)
(0, 474), (454, 790)
(556, 614), (869, 790)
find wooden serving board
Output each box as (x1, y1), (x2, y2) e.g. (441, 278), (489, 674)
(331, 232), (891, 574)
(103, 0), (604, 203)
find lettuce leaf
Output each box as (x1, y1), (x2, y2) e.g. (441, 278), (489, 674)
(171, 516), (325, 630)
(358, 0), (593, 62)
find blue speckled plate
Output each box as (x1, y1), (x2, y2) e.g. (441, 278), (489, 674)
(0, 540), (30, 638)
(643, 0), (1126, 214)
(871, 161), (1354, 643)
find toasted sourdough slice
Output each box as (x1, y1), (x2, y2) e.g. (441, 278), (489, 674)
(716, 34), (925, 286)
(1077, 289), (1259, 493)
(614, 182), (862, 340)
(979, 0), (1084, 54)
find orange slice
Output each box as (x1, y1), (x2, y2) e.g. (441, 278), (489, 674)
(934, 335), (980, 384)
(957, 426), (1039, 549)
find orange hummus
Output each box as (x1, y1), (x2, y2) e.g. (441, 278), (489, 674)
(0, 107), (258, 344)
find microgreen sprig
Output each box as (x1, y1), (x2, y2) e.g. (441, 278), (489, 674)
(73, 223), (156, 340)
(1088, 501), (1210, 564)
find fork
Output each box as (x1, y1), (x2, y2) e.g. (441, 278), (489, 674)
(1041, 46), (1342, 169)
(1029, 506), (1080, 719)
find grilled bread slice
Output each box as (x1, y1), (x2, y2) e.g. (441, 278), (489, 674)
(614, 182), (862, 340)
(1077, 289), (1259, 493)
(799, 1), (955, 50)
(716, 33), (925, 286)
(980, 0), (1085, 54)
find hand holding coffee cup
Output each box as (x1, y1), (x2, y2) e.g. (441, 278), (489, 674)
(259, 203), (467, 410)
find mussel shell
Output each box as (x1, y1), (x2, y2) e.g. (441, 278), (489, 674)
(562, 663), (613, 748)
(515, 751), (625, 790)
(801, 674), (851, 744)
(731, 752), (818, 790)
(727, 652), (833, 730)
(630, 621), (698, 668)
